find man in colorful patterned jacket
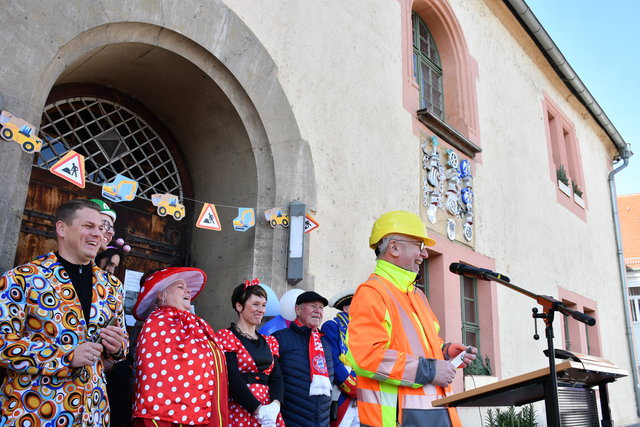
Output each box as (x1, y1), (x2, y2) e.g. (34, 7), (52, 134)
(346, 210), (477, 427)
(0, 199), (128, 426)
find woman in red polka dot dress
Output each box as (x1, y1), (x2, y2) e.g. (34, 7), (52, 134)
(131, 267), (229, 427)
(217, 280), (284, 427)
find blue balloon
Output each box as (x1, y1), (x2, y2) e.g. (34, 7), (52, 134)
(259, 283), (280, 317)
(259, 315), (289, 335)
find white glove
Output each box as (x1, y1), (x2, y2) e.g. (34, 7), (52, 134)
(256, 401), (280, 427)
(258, 418), (276, 427)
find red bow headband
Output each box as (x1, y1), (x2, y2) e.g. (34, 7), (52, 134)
(244, 278), (260, 290)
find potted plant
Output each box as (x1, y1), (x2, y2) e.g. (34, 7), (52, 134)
(556, 165), (571, 197)
(485, 404), (537, 426)
(464, 353), (492, 376)
(572, 180), (584, 207)
(463, 354), (498, 390)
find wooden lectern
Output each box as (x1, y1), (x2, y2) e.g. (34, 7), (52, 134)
(432, 355), (627, 427)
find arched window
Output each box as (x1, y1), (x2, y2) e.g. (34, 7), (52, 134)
(412, 12), (444, 119)
(37, 97), (183, 201)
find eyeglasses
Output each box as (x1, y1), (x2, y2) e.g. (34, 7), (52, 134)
(102, 219), (114, 234)
(393, 239), (427, 252)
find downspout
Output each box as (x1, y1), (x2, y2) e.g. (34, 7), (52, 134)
(504, 0), (639, 416)
(608, 146), (640, 417)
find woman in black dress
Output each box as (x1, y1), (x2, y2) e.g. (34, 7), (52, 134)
(217, 280), (284, 427)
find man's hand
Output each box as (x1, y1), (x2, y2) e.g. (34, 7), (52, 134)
(99, 325), (126, 356)
(446, 343), (478, 368)
(70, 342), (104, 367)
(432, 359), (456, 387)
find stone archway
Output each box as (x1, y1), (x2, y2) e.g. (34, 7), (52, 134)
(21, 11), (315, 327)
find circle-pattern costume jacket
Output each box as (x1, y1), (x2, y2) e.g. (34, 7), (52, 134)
(0, 252), (128, 426)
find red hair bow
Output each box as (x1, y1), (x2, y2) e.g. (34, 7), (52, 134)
(243, 278), (260, 289)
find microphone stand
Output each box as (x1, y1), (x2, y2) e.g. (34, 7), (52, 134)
(479, 272), (595, 427)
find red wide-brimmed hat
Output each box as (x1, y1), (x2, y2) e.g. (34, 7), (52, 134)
(133, 267), (207, 320)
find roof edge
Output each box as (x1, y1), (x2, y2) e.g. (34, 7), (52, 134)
(503, 0), (630, 160)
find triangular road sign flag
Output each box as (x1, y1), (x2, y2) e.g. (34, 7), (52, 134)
(196, 203), (222, 231)
(304, 214), (319, 234)
(50, 150), (86, 188)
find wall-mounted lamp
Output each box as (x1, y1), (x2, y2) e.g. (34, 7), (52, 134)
(287, 201), (306, 285)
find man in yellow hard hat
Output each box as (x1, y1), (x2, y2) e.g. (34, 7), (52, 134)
(346, 210), (476, 427)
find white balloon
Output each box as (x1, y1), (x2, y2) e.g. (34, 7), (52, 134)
(279, 289), (305, 321)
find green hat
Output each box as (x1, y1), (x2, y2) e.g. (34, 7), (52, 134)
(89, 199), (117, 221)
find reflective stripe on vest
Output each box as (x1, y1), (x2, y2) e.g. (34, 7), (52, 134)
(360, 384), (441, 409)
(377, 277), (429, 357)
(371, 348), (421, 386)
(402, 385), (439, 409)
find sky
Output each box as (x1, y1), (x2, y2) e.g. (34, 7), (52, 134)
(526, 1), (639, 196)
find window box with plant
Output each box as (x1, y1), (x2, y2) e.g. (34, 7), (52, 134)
(556, 165), (571, 197)
(572, 180), (584, 208)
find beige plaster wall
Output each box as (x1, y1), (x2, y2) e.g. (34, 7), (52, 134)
(222, 0), (422, 292)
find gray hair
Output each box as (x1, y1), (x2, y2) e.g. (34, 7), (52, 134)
(149, 289), (168, 313)
(375, 234), (404, 258)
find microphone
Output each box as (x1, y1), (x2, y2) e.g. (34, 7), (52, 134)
(571, 310), (596, 326)
(449, 262), (511, 283)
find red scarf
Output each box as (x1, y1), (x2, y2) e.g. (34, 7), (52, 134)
(133, 306), (229, 426)
(295, 319), (331, 396)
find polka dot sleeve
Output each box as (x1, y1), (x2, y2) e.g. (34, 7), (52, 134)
(265, 335), (280, 358)
(217, 328), (240, 353)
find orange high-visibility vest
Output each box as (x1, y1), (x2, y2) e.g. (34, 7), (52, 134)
(346, 274), (461, 427)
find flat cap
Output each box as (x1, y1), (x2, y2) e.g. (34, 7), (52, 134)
(295, 291), (328, 307)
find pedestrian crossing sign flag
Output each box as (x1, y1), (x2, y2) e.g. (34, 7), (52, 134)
(50, 150), (86, 188)
(196, 203), (222, 231)
(304, 214), (319, 234)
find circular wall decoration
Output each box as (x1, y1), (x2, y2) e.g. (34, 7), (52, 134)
(463, 223), (473, 241)
(446, 149), (459, 169)
(445, 194), (460, 216)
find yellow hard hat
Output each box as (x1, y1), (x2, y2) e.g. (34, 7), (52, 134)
(369, 210), (436, 249)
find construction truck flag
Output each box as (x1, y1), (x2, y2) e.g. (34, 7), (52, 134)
(151, 193), (185, 221)
(0, 110), (43, 153)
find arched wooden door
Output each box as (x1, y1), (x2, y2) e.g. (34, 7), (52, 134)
(16, 84), (193, 284)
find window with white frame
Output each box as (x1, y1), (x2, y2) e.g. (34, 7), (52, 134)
(461, 275), (479, 349)
(412, 12), (444, 119)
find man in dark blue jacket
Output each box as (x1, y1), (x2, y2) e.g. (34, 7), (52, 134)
(274, 291), (334, 426)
